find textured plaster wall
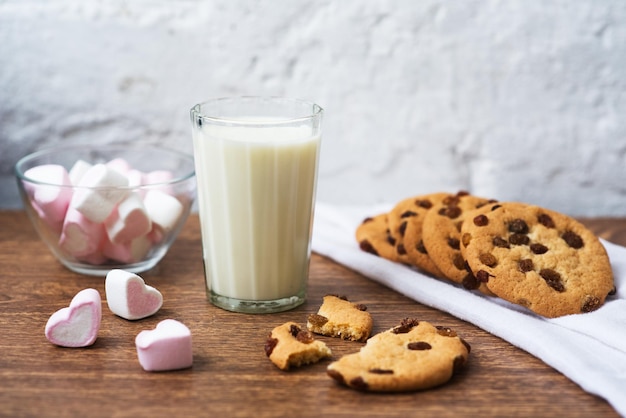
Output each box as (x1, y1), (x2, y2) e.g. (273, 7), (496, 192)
(1, 0), (625, 216)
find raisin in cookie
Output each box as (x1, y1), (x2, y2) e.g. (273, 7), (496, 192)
(307, 295), (373, 342)
(391, 192), (456, 277)
(264, 322), (332, 371)
(421, 193), (495, 294)
(460, 202), (615, 318)
(355, 213), (397, 262)
(326, 318), (470, 392)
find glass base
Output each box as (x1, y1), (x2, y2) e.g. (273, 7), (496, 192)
(59, 257), (162, 276)
(208, 290), (305, 314)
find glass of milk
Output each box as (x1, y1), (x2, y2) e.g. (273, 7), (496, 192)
(190, 97), (323, 313)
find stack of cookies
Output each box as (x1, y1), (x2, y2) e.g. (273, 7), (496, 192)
(356, 191), (616, 318)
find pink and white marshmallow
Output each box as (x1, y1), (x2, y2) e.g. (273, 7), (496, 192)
(143, 170), (175, 195)
(135, 319), (193, 372)
(23, 164), (73, 232)
(70, 164), (129, 223)
(59, 207), (105, 258)
(101, 234), (152, 264)
(104, 192), (152, 244)
(143, 190), (184, 235)
(75, 250), (108, 266)
(105, 269), (163, 320)
(144, 170), (174, 185)
(24, 155), (185, 267)
(105, 158), (132, 176)
(45, 288), (102, 348)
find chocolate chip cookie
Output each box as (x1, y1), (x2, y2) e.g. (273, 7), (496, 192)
(326, 318), (470, 392)
(460, 202), (615, 317)
(355, 213), (397, 262)
(421, 193), (495, 294)
(391, 192), (455, 276)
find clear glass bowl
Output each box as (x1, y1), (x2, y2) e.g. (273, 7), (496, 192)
(15, 145), (196, 276)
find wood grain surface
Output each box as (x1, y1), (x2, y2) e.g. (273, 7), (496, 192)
(0, 211), (622, 417)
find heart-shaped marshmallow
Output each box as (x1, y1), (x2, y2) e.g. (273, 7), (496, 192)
(104, 193), (152, 244)
(24, 164), (73, 232)
(59, 208), (105, 258)
(101, 235), (152, 264)
(135, 319), (193, 372)
(45, 288), (102, 348)
(105, 269), (163, 320)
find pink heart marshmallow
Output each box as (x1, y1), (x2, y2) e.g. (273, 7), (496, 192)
(59, 207), (105, 258)
(135, 319), (193, 372)
(45, 288), (102, 348)
(105, 269), (163, 320)
(104, 193), (152, 244)
(23, 164), (73, 232)
(101, 235), (152, 264)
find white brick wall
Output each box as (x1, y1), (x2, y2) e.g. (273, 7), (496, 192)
(2, 0), (625, 216)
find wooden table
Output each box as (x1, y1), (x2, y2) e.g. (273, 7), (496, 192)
(0, 211), (622, 417)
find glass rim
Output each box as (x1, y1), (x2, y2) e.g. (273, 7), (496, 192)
(15, 144), (196, 189)
(190, 96), (323, 127)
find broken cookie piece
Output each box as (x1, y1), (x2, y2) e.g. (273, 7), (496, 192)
(264, 322), (332, 371)
(307, 294), (373, 342)
(326, 318), (470, 392)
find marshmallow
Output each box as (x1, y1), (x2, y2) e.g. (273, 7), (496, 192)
(106, 158), (132, 176)
(101, 234), (152, 264)
(144, 170), (174, 195)
(76, 251), (108, 266)
(144, 170), (173, 184)
(23, 164), (73, 231)
(22, 157), (188, 269)
(70, 164), (129, 223)
(59, 207), (104, 258)
(45, 288), (102, 348)
(68, 159), (93, 186)
(105, 269), (163, 320)
(147, 225), (164, 244)
(135, 319), (193, 372)
(143, 190), (184, 235)
(104, 193), (152, 244)
(126, 169), (145, 188)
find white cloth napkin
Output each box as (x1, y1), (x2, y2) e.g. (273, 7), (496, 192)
(311, 202), (626, 417)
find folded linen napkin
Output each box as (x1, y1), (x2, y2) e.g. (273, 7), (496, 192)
(311, 202), (626, 417)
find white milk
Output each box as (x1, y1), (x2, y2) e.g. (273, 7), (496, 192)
(192, 124), (320, 301)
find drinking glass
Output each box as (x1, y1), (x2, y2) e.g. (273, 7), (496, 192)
(190, 97), (323, 313)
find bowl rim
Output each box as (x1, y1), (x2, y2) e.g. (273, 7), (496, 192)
(15, 144), (196, 189)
